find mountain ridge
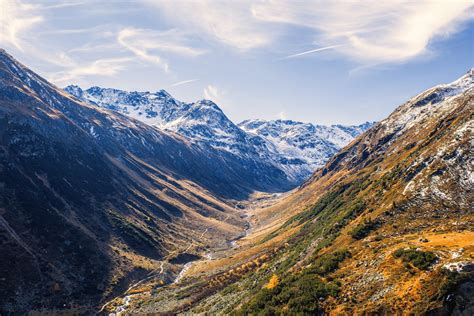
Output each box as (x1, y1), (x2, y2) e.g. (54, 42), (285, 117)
(65, 84), (373, 183)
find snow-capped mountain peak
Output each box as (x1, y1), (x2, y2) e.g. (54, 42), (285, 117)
(238, 119), (374, 180)
(378, 68), (473, 141)
(65, 84), (373, 183)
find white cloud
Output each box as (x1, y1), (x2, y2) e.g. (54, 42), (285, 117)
(280, 45), (343, 60)
(277, 111), (286, 120)
(117, 27), (207, 72)
(2, 0), (472, 93)
(48, 57), (133, 83)
(145, 0), (473, 62)
(204, 84), (221, 102)
(38, 25), (112, 36)
(0, 0), (43, 50)
(38, 1), (86, 10)
(144, 0), (274, 50)
(117, 28), (169, 72)
(67, 42), (120, 54)
(252, 0), (474, 63)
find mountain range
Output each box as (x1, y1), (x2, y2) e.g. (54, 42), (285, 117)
(109, 69), (474, 314)
(0, 47), (472, 315)
(0, 49), (367, 313)
(64, 85), (372, 184)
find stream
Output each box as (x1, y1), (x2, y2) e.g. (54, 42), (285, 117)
(102, 198), (268, 315)
(101, 224), (250, 315)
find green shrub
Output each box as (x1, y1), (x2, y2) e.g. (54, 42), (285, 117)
(307, 250), (351, 276)
(285, 275), (339, 313)
(393, 248), (436, 270)
(350, 219), (376, 239)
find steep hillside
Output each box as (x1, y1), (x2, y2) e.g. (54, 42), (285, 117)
(65, 85), (371, 184)
(0, 49), (249, 314)
(124, 69), (473, 315)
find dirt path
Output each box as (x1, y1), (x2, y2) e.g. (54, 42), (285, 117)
(101, 226), (217, 314)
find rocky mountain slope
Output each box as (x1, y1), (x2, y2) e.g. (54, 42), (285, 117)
(65, 85), (372, 184)
(123, 69), (473, 315)
(0, 49), (252, 314)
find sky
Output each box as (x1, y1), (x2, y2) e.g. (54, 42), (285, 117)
(1, 0), (473, 125)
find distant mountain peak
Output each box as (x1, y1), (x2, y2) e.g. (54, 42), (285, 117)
(193, 99), (224, 112)
(64, 83), (374, 183)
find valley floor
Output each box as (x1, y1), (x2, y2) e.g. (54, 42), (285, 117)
(101, 191), (290, 315)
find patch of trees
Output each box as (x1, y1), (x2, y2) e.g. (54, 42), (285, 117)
(393, 248), (437, 270)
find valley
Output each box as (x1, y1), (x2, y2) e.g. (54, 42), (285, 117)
(102, 191), (285, 314)
(2, 1), (473, 314)
(101, 69), (474, 315)
(0, 48), (472, 315)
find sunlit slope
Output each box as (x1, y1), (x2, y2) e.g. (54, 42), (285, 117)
(132, 70), (473, 315)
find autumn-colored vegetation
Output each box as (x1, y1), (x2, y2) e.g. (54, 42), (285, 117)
(265, 274), (279, 289)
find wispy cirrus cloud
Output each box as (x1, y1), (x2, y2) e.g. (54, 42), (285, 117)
(280, 45), (344, 60)
(67, 42), (120, 54)
(35, 1), (86, 10)
(117, 28), (169, 72)
(251, 0), (474, 63)
(144, 0), (274, 51)
(277, 111), (286, 120)
(117, 27), (207, 72)
(48, 57), (133, 83)
(170, 79), (199, 87)
(1, 1), (208, 84)
(0, 0), (43, 50)
(38, 24), (113, 36)
(145, 0), (473, 63)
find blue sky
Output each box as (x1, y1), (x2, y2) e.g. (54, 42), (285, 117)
(1, 0), (473, 125)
